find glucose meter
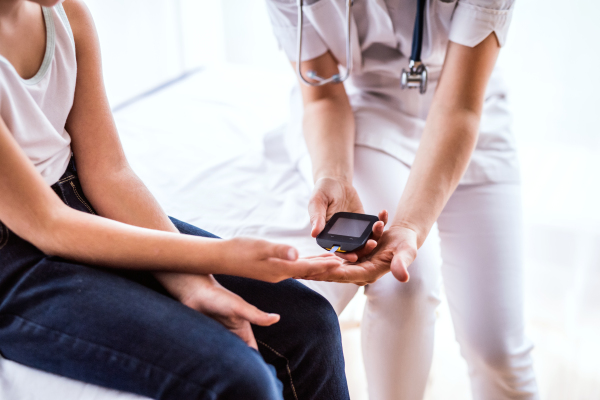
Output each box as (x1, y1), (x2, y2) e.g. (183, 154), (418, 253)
(316, 212), (380, 253)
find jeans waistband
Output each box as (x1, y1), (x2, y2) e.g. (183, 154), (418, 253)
(51, 156), (78, 191)
(50, 156), (97, 215)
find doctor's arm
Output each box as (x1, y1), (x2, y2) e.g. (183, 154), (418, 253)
(310, 33), (501, 285)
(293, 53), (387, 259)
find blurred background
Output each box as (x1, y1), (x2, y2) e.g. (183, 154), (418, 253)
(86, 0), (600, 398)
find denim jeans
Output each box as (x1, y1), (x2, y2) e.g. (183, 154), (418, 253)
(0, 159), (350, 400)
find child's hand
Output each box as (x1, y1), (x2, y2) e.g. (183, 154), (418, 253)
(181, 274), (279, 349)
(218, 238), (343, 283)
(156, 272), (278, 349)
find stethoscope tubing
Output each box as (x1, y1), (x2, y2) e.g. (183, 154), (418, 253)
(411, 0), (426, 62)
(296, 0), (353, 86)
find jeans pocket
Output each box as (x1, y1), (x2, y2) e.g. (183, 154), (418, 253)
(56, 177), (97, 215)
(69, 180), (96, 215)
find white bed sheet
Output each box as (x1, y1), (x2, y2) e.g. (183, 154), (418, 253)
(0, 65), (324, 399)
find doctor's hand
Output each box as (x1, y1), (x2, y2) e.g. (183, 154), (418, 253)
(304, 226), (418, 285)
(155, 273), (279, 350)
(309, 177), (388, 261)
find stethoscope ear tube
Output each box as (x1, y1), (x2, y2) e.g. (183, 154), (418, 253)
(296, 0), (353, 86)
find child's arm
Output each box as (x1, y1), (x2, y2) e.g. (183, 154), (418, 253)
(60, 0), (203, 303)
(63, 0), (180, 236)
(0, 125), (329, 349)
(0, 122), (340, 282)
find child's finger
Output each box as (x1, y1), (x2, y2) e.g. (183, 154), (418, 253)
(236, 301), (280, 327)
(290, 256), (343, 276)
(334, 252), (359, 262)
(261, 242), (299, 261)
(302, 254), (341, 260)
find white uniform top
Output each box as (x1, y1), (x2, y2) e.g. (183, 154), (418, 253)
(266, 0), (519, 184)
(0, 5), (76, 185)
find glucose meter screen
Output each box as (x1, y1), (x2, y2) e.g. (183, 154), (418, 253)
(328, 218), (370, 237)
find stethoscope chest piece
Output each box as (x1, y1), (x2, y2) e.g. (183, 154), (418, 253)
(401, 60), (428, 94)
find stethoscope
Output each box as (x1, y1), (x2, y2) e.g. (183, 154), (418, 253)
(296, 0), (428, 94)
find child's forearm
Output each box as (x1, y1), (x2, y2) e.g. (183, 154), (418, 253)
(35, 203), (337, 284)
(39, 205), (227, 274)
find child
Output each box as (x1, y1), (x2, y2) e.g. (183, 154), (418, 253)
(0, 1), (354, 399)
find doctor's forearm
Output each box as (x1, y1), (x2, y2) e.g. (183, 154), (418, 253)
(293, 52), (355, 183)
(392, 35), (500, 247)
(392, 105), (480, 246)
(303, 97), (355, 182)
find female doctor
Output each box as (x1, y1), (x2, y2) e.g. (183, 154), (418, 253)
(265, 0), (539, 399)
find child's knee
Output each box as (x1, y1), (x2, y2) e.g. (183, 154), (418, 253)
(296, 287), (343, 354)
(212, 351), (283, 400)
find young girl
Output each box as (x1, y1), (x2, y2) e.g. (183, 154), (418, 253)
(0, 1), (353, 399)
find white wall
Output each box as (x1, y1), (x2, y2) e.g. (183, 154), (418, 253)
(178, 0), (227, 70)
(86, 0), (288, 107)
(220, 0), (289, 72)
(500, 0), (600, 150)
(85, 0), (227, 107)
(85, 0), (183, 106)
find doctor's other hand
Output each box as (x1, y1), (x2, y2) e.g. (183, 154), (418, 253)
(155, 273), (279, 350)
(309, 177), (365, 237)
(304, 225), (418, 285)
(309, 177), (388, 262)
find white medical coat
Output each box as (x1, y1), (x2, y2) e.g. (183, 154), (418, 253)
(266, 0), (519, 184)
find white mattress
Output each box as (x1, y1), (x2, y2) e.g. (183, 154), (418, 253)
(0, 65), (323, 399)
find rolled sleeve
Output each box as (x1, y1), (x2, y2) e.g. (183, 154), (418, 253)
(266, 0), (329, 62)
(448, 0), (515, 47)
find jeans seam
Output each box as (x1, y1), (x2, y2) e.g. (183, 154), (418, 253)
(257, 339), (299, 400)
(58, 182), (73, 209)
(1, 313), (217, 399)
(69, 181), (96, 215)
(0, 222), (8, 250)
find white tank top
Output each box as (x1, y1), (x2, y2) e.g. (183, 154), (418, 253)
(0, 5), (76, 185)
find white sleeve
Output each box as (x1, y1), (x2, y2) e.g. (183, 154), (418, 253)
(448, 0), (515, 47)
(266, 0), (329, 62)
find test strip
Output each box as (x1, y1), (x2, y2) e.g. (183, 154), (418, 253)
(329, 245), (340, 254)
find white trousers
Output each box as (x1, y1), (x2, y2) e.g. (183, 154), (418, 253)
(302, 146), (539, 400)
